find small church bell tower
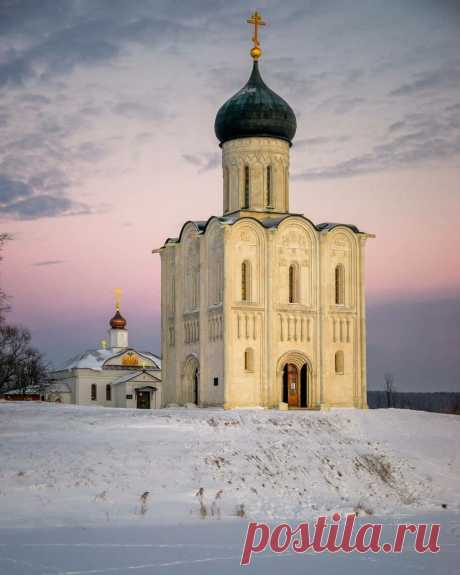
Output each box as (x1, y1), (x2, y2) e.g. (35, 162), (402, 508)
(108, 288), (128, 350)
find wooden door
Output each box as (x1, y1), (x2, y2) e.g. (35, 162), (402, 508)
(136, 391), (151, 409)
(287, 364), (299, 407)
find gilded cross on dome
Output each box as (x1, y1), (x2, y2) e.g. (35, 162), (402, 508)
(247, 10), (266, 60)
(114, 288), (122, 311)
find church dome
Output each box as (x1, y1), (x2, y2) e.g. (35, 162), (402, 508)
(214, 61), (297, 146)
(110, 309), (127, 330)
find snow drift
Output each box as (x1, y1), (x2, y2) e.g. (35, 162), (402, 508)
(0, 403), (458, 528)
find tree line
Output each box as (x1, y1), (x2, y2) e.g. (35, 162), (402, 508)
(0, 233), (48, 397)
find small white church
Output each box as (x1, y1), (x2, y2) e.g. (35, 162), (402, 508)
(155, 12), (373, 410)
(49, 296), (162, 409)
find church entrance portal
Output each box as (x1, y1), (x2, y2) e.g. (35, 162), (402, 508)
(136, 390), (151, 409)
(282, 361), (309, 408)
(193, 367), (199, 405)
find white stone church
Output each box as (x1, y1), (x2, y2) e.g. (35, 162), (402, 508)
(49, 301), (162, 409)
(156, 14), (373, 410)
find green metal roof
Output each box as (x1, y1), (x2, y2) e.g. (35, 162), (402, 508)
(214, 61), (297, 145)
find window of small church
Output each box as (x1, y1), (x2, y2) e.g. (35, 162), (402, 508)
(91, 384), (97, 401)
(289, 264), (298, 303)
(244, 348), (254, 372)
(335, 350), (344, 374)
(241, 260), (251, 302)
(266, 165), (272, 207)
(243, 165), (250, 208)
(335, 264), (345, 305)
(106, 384), (111, 401)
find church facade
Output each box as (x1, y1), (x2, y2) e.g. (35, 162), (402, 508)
(156, 14), (372, 410)
(49, 300), (162, 409)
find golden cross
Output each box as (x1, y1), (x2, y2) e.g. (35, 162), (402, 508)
(114, 288), (122, 311)
(246, 11), (266, 60)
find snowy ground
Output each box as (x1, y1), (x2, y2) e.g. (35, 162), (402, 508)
(0, 402), (458, 573)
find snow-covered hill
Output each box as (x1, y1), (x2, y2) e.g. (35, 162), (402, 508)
(0, 402), (458, 528)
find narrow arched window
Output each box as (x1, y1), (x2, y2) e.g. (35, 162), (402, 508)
(284, 167), (289, 209)
(223, 166), (229, 212)
(106, 384), (111, 401)
(91, 384), (97, 401)
(335, 264), (345, 305)
(243, 165), (250, 208)
(244, 348), (254, 372)
(266, 165), (272, 207)
(289, 264), (298, 303)
(335, 351), (344, 374)
(241, 260), (251, 302)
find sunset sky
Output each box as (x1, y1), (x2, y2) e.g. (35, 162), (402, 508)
(1, 0), (459, 391)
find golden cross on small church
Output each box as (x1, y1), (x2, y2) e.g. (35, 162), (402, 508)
(114, 287), (122, 311)
(247, 10), (266, 60)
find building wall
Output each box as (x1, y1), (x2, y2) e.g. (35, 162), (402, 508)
(48, 373), (76, 403)
(224, 218), (266, 407)
(51, 368), (162, 408)
(200, 221), (225, 406)
(160, 136), (370, 410)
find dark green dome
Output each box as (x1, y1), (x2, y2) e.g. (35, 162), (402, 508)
(214, 61), (297, 146)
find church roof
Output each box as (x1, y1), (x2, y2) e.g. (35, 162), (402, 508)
(214, 61), (296, 146)
(159, 214), (365, 249)
(57, 349), (161, 372)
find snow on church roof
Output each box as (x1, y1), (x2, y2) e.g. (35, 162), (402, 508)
(57, 349), (161, 372)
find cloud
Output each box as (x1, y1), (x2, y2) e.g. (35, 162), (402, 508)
(294, 104), (460, 180)
(112, 100), (171, 122)
(182, 152), (220, 173)
(32, 260), (65, 267)
(296, 135), (350, 148)
(0, 175), (33, 203)
(20, 94), (51, 106)
(389, 63), (460, 97)
(1, 193), (92, 220)
(0, 174), (92, 221)
(315, 94), (366, 115)
(75, 142), (109, 164)
(388, 121), (406, 133)
(0, 3), (196, 88)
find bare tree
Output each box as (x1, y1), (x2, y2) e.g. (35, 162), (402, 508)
(384, 373), (396, 408)
(0, 233), (12, 324)
(0, 234), (49, 397)
(0, 324), (49, 395)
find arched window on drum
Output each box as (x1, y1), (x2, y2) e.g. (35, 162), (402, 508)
(335, 264), (345, 305)
(241, 260), (251, 302)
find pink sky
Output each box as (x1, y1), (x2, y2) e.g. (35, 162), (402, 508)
(1, 1), (459, 390)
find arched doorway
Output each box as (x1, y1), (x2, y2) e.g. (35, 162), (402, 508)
(193, 366), (199, 405)
(183, 355), (200, 405)
(278, 352), (310, 409)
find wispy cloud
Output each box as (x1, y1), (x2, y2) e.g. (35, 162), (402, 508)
(294, 103), (460, 180)
(1, 191), (92, 220)
(32, 260), (66, 267)
(182, 152), (220, 173)
(389, 62), (460, 97)
(296, 135), (350, 148)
